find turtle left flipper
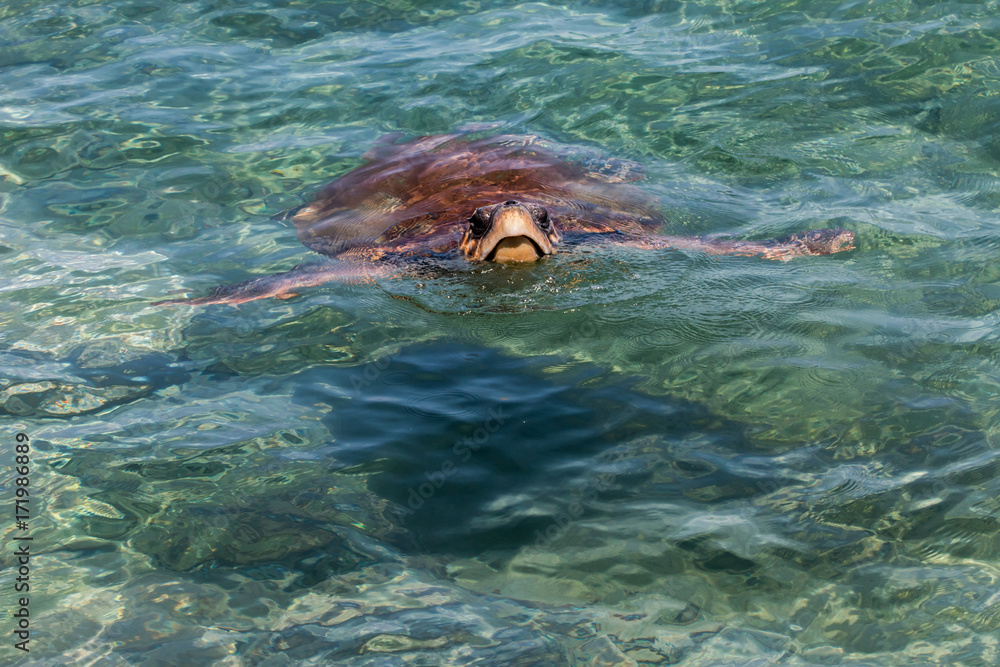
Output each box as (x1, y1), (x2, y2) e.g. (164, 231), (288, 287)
(154, 258), (393, 306)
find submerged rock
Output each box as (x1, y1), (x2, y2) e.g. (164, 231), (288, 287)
(0, 380), (152, 416)
(0, 344), (188, 417)
(50, 433), (411, 573)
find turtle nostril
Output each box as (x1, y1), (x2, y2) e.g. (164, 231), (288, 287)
(504, 200), (518, 206)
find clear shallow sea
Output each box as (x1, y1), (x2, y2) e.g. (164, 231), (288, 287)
(2, 0), (1000, 664)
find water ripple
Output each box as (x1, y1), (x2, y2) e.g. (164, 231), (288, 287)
(5, 0), (1000, 664)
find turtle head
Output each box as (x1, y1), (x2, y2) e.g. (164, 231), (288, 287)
(459, 200), (562, 263)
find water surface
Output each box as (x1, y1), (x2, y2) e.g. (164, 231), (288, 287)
(2, 0), (1000, 664)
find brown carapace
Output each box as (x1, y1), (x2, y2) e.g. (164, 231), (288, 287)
(156, 132), (854, 306)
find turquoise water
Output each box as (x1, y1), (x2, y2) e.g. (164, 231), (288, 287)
(3, 0), (1000, 664)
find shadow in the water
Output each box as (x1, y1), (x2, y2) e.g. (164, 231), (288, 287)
(295, 341), (763, 558)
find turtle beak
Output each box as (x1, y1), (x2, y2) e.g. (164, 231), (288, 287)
(460, 201), (560, 263)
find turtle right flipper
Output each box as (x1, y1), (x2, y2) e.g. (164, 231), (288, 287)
(698, 228), (856, 259)
(154, 259), (392, 306)
(596, 227), (855, 260)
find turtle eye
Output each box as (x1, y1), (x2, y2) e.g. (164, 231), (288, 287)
(469, 208), (489, 236)
(535, 206), (550, 230)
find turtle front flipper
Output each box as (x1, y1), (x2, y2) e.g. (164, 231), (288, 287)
(605, 227), (855, 260)
(579, 156), (645, 183)
(704, 228), (856, 259)
(154, 259), (392, 306)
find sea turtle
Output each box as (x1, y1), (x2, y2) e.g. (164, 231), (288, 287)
(157, 132), (854, 305)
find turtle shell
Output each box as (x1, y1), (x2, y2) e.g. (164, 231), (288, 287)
(289, 134), (664, 259)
